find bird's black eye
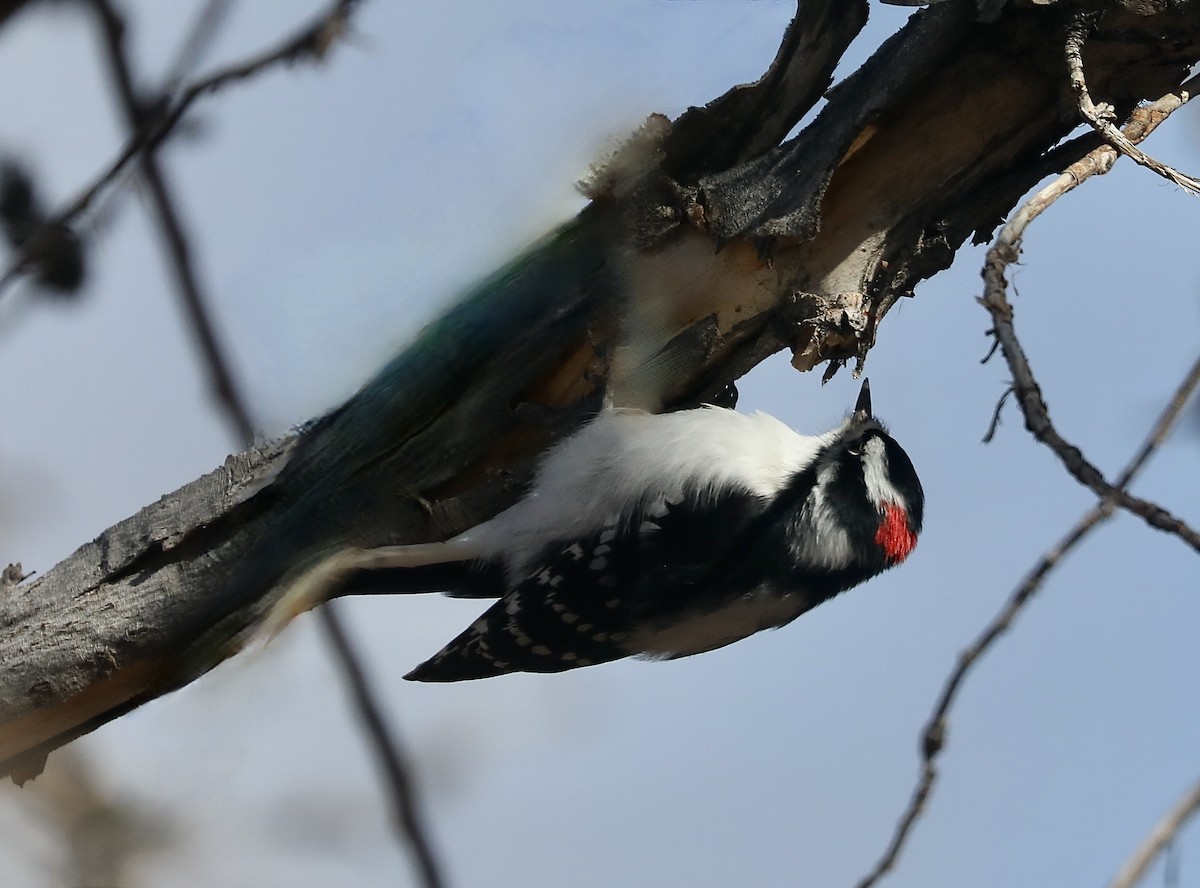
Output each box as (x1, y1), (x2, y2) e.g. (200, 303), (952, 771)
(846, 427), (883, 457)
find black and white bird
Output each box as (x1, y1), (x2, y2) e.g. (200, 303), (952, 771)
(266, 380), (923, 681)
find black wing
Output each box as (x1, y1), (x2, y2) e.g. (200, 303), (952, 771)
(405, 487), (769, 682)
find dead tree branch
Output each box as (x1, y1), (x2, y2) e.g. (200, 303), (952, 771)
(84, 2), (444, 880)
(979, 84), (1200, 554)
(1065, 14), (1200, 195)
(855, 78), (1200, 885)
(856, 348), (1200, 888)
(4, 0), (1200, 784)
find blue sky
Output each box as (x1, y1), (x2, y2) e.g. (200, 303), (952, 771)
(1, 3), (1198, 886)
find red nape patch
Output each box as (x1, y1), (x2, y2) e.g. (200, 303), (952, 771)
(875, 503), (917, 564)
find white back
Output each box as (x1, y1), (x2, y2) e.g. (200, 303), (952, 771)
(461, 406), (837, 576)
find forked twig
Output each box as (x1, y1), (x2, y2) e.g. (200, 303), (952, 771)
(855, 77), (1200, 887)
(979, 82), (1200, 554)
(1065, 15), (1200, 195)
(90, 0), (255, 443)
(856, 349), (1200, 888)
(0, 0), (361, 300)
(855, 505), (1109, 888)
(82, 4), (445, 885)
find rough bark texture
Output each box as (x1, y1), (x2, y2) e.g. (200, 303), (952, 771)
(4, 0), (1200, 781)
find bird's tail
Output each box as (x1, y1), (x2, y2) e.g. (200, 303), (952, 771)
(257, 539), (491, 641)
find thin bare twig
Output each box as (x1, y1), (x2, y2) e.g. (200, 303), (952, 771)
(91, 0), (255, 443)
(980, 385), (1013, 443)
(0, 0), (361, 300)
(856, 348), (1200, 888)
(854, 506), (1109, 888)
(979, 84), (1200, 554)
(1113, 356), (1200, 490)
(980, 301), (1200, 556)
(319, 606), (446, 888)
(85, 4), (445, 884)
(1107, 776), (1200, 888)
(165, 0), (359, 121)
(1065, 15), (1200, 195)
(161, 0), (235, 92)
(856, 82), (1200, 888)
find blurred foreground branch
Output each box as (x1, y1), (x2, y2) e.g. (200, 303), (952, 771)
(0, 0), (361, 300)
(80, 1), (444, 881)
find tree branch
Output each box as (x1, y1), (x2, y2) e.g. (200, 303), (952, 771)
(84, 3), (445, 879)
(318, 606), (445, 888)
(856, 505), (1111, 888)
(4, 0), (1200, 783)
(855, 81), (1200, 887)
(1065, 14), (1200, 195)
(979, 82), (1200, 554)
(857, 346), (1200, 888)
(0, 0), (361, 301)
(90, 0), (255, 443)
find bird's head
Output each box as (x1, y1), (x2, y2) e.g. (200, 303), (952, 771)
(786, 379), (924, 574)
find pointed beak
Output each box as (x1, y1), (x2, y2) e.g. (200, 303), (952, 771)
(853, 378), (872, 420)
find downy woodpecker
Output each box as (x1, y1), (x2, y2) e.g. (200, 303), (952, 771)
(267, 379), (923, 681)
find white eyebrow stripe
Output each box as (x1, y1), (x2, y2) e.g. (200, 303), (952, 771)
(861, 437), (905, 510)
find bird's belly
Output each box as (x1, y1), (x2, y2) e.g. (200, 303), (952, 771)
(625, 591), (809, 659)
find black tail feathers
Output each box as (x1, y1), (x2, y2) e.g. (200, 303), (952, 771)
(338, 558), (505, 599)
